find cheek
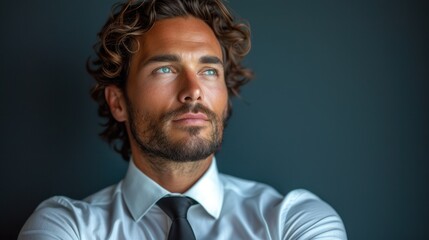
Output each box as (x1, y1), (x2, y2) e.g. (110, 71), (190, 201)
(205, 84), (229, 114)
(129, 81), (175, 113)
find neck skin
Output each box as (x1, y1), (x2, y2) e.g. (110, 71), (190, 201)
(132, 150), (213, 194)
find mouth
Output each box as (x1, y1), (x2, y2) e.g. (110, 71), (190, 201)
(172, 112), (209, 125)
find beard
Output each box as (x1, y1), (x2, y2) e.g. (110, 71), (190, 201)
(127, 100), (226, 162)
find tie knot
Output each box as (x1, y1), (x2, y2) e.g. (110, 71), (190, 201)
(157, 196), (196, 220)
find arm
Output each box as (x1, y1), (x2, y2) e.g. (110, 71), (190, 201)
(281, 189), (347, 240)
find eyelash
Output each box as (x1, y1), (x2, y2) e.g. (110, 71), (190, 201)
(202, 68), (218, 76)
(154, 66), (174, 74)
(152, 66), (220, 77)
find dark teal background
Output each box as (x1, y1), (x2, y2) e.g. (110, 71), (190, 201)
(1, 0), (428, 239)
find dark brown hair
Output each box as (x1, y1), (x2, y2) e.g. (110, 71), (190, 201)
(87, 0), (253, 160)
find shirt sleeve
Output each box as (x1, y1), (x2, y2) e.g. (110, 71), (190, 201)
(280, 189), (347, 240)
(18, 196), (80, 240)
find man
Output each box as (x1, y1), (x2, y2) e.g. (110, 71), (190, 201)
(19, 0), (347, 239)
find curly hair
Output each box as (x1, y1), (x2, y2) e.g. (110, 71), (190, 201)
(87, 0), (253, 161)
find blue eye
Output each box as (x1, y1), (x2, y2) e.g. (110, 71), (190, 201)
(156, 67), (172, 74)
(203, 69), (217, 76)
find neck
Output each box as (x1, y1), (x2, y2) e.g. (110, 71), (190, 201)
(132, 153), (213, 193)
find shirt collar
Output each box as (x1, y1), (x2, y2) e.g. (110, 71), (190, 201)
(122, 158), (224, 221)
(184, 158), (224, 219)
(122, 159), (169, 221)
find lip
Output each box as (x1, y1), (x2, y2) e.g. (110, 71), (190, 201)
(173, 112), (209, 122)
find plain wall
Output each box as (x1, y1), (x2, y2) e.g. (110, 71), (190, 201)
(1, 0), (428, 239)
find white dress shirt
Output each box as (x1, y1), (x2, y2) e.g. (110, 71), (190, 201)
(19, 159), (347, 239)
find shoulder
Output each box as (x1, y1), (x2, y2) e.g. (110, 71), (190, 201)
(18, 183), (121, 240)
(219, 173), (282, 199)
(218, 175), (346, 239)
(280, 189), (347, 240)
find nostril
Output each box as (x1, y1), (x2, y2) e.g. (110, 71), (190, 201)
(178, 83), (203, 103)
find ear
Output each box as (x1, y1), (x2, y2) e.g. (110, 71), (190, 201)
(105, 85), (127, 122)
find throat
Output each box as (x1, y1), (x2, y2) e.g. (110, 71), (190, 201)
(132, 154), (213, 193)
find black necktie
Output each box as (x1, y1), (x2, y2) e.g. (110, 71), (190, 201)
(157, 196), (197, 240)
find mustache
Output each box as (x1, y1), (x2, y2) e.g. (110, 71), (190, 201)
(161, 103), (218, 123)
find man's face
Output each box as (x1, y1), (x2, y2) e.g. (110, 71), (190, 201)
(124, 16), (228, 162)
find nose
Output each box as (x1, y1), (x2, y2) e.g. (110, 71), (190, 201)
(177, 71), (203, 103)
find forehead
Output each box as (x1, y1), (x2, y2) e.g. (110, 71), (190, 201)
(135, 16), (223, 60)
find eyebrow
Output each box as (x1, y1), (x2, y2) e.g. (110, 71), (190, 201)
(144, 54), (180, 65)
(200, 56), (223, 65)
(141, 54), (223, 68)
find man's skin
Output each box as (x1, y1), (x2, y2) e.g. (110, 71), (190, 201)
(105, 16), (228, 193)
